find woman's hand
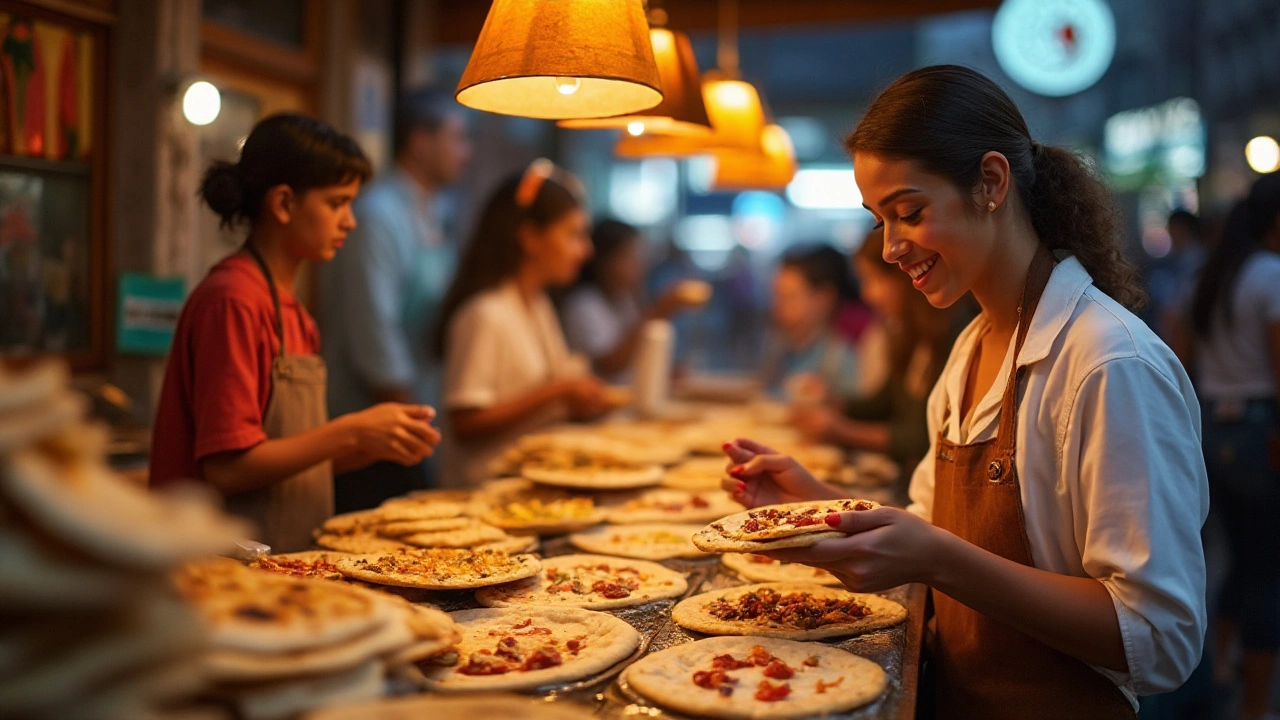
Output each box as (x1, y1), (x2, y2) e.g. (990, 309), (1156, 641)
(559, 376), (611, 420)
(719, 437), (845, 507)
(652, 280), (711, 318)
(343, 403), (440, 466)
(790, 404), (838, 442)
(763, 506), (948, 592)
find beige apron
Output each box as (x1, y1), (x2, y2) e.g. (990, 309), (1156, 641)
(224, 246), (334, 552)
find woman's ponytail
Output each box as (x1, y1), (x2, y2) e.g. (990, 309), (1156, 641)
(200, 160), (245, 229)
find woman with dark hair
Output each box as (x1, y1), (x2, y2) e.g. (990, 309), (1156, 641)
(150, 114), (441, 551)
(762, 244), (862, 399)
(721, 66), (1207, 717)
(434, 160), (612, 487)
(1179, 172), (1280, 720)
(560, 219), (708, 381)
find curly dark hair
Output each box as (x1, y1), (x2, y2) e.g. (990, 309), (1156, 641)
(844, 65), (1145, 310)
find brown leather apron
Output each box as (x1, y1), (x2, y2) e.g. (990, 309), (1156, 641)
(224, 246), (334, 553)
(931, 245), (1135, 719)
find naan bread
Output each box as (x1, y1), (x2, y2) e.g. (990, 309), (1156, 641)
(568, 523), (709, 560)
(313, 532), (413, 555)
(397, 523), (508, 549)
(334, 548), (541, 590)
(250, 551), (348, 580)
(623, 636), (886, 720)
(661, 457), (731, 490)
(222, 658), (384, 720)
(475, 554), (688, 610)
(300, 693), (598, 720)
(603, 488), (742, 525)
(720, 553), (842, 586)
(671, 583), (907, 640)
(481, 496), (604, 535)
(203, 614), (414, 682)
(374, 517), (473, 537)
(521, 464), (663, 490)
(422, 607), (639, 692)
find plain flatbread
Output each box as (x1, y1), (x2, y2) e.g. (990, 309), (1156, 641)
(422, 607), (640, 692)
(603, 488), (743, 525)
(475, 554), (688, 610)
(300, 693), (598, 720)
(671, 583), (907, 640)
(3, 451), (248, 570)
(224, 658), (385, 720)
(0, 522), (141, 608)
(173, 558), (391, 654)
(313, 533), (413, 554)
(623, 636), (886, 720)
(721, 553), (842, 586)
(708, 500), (881, 542)
(398, 523), (508, 549)
(334, 548), (541, 590)
(203, 613), (414, 681)
(661, 457), (732, 490)
(374, 517), (473, 537)
(481, 496), (605, 535)
(522, 464), (663, 490)
(0, 390), (84, 454)
(474, 535), (540, 554)
(321, 502), (463, 534)
(569, 523), (709, 560)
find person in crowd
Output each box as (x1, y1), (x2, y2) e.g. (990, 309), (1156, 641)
(560, 218), (708, 383)
(150, 114), (440, 552)
(433, 160), (612, 487)
(320, 88), (471, 511)
(1176, 171), (1280, 720)
(1147, 209), (1208, 343)
(761, 244), (862, 400)
(790, 228), (967, 504)
(722, 66), (1208, 717)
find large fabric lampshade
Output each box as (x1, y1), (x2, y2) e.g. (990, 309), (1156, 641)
(712, 124), (797, 191)
(613, 72), (766, 157)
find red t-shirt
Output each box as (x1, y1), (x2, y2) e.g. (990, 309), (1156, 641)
(149, 253), (321, 488)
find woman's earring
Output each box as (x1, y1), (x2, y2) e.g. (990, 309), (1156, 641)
(987, 201), (996, 212)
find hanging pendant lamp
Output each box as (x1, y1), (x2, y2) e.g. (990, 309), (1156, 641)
(711, 124), (797, 190)
(559, 27), (711, 136)
(613, 71), (766, 157)
(456, 0), (663, 120)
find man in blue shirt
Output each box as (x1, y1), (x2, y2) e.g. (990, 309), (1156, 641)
(320, 88), (471, 511)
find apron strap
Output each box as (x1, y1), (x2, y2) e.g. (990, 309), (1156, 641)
(244, 243), (287, 357)
(993, 244), (1056, 462)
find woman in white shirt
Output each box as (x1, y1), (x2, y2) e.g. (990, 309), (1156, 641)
(433, 161), (610, 487)
(1179, 171), (1280, 720)
(721, 66), (1207, 718)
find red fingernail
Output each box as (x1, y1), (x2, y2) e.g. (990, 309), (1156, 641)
(730, 465), (745, 476)
(721, 441), (732, 451)
(825, 513), (841, 526)
(736, 481), (746, 492)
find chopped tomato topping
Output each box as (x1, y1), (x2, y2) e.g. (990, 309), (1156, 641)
(458, 654), (510, 676)
(691, 495), (710, 508)
(513, 618), (532, 629)
(816, 676), (844, 694)
(754, 680), (792, 702)
(521, 647), (562, 671)
(591, 580), (633, 599)
(763, 659), (795, 679)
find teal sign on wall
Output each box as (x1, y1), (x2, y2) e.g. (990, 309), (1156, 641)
(116, 273), (185, 354)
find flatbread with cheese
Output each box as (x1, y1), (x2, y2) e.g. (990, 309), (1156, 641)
(475, 554), (687, 610)
(661, 457), (732, 490)
(671, 583), (906, 640)
(334, 548), (541, 590)
(481, 496), (604, 535)
(623, 636), (886, 720)
(396, 523), (508, 549)
(720, 553), (842, 586)
(422, 607), (639, 692)
(250, 551), (347, 581)
(603, 488), (742, 525)
(569, 523), (708, 560)
(520, 446), (663, 490)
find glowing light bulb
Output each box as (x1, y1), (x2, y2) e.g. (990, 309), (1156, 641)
(555, 77), (581, 95)
(1245, 135), (1280, 174)
(182, 80), (221, 126)
(627, 121), (646, 136)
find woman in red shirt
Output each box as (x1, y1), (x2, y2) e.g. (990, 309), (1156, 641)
(150, 114), (440, 551)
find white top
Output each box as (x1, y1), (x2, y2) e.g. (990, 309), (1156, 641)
(1194, 250), (1280, 401)
(561, 286), (642, 383)
(440, 281), (582, 487)
(907, 255), (1208, 704)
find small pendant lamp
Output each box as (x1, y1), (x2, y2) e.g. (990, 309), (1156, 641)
(455, 0), (664, 120)
(711, 124), (797, 190)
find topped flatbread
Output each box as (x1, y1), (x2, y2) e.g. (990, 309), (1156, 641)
(703, 499), (879, 542)
(671, 583), (907, 640)
(603, 488), (742, 525)
(396, 523), (509, 549)
(623, 636), (886, 720)
(721, 553), (841, 587)
(334, 548), (541, 590)
(322, 501), (464, 534)
(481, 496), (604, 535)
(475, 554), (688, 610)
(520, 447), (663, 490)
(250, 551), (348, 581)
(661, 457), (732, 490)
(174, 558), (391, 654)
(423, 606), (640, 692)
(569, 523), (708, 561)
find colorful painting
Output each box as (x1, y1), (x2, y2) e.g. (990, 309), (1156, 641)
(0, 12), (94, 160)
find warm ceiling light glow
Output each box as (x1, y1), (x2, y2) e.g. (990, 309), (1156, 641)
(614, 73), (766, 158)
(785, 168), (864, 210)
(627, 121), (646, 136)
(455, 0), (662, 120)
(182, 80), (221, 126)
(559, 28), (712, 136)
(1246, 135), (1280, 174)
(712, 81), (751, 109)
(712, 125), (797, 191)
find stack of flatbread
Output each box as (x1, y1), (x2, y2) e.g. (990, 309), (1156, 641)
(301, 694), (598, 720)
(491, 433), (666, 490)
(314, 498), (536, 555)
(0, 362), (249, 720)
(175, 557), (459, 720)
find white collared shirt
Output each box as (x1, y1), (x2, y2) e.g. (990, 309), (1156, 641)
(907, 255), (1209, 703)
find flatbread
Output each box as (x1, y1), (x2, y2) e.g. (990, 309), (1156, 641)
(334, 548), (541, 590)
(422, 607), (640, 692)
(671, 583), (907, 640)
(224, 658), (385, 720)
(709, 500), (880, 542)
(203, 613), (414, 682)
(569, 523), (709, 560)
(692, 526), (847, 554)
(0, 522), (141, 608)
(661, 457), (732, 490)
(522, 464), (663, 490)
(398, 523), (508, 549)
(321, 501), (463, 534)
(603, 488), (742, 525)
(250, 551), (348, 580)
(374, 517), (473, 537)
(313, 533), (413, 554)
(623, 636), (886, 720)
(300, 693), (598, 720)
(474, 535), (540, 554)
(721, 553), (842, 586)
(173, 558), (391, 654)
(481, 496), (605, 535)
(475, 554), (688, 610)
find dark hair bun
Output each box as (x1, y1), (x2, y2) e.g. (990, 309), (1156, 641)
(200, 161), (244, 228)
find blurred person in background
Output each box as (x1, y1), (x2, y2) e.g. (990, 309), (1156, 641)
(1177, 171), (1280, 720)
(433, 161), (613, 488)
(760, 244), (862, 400)
(790, 228), (967, 504)
(320, 88), (471, 511)
(561, 219), (709, 383)
(1147, 209), (1207, 344)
